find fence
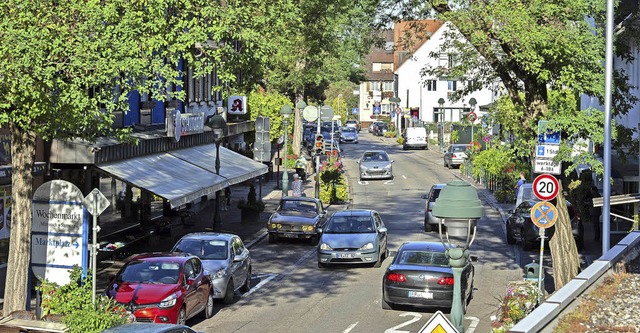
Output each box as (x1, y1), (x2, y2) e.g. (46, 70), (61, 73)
(462, 159), (509, 193)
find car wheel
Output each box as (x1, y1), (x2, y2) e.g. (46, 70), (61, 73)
(424, 222), (432, 232)
(310, 235), (319, 245)
(506, 227), (516, 245)
(203, 289), (214, 319)
(382, 297), (394, 310)
(240, 267), (252, 293)
(373, 250), (383, 268)
(268, 233), (277, 244)
(176, 307), (186, 325)
(222, 279), (235, 304)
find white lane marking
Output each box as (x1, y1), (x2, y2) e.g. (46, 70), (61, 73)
(358, 181), (369, 185)
(384, 180), (394, 185)
(343, 322), (359, 333)
(243, 273), (277, 297)
(402, 175), (407, 179)
(465, 316), (480, 333)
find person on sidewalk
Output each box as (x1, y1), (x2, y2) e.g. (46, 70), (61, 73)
(515, 171), (527, 198)
(291, 173), (304, 197)
(295, 154), (307, 182)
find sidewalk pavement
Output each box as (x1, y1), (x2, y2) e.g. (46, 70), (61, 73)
(94, 171), (316, 293)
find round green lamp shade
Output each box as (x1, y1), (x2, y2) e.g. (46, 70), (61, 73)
(280, 104), (293, 115)
(432, 180), (483, 219)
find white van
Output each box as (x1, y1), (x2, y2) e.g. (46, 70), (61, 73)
(403, 127), (428, 150)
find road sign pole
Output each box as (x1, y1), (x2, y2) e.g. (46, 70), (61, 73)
(538, 227), (546, 302)
(92, 192), (98, 305)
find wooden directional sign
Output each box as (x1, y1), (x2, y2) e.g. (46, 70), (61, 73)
(532, 174), (559, 201)
(530, 201), (558, 229)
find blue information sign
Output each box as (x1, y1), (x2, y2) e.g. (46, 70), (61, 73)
(373, 106), (381, 115)
(352, 108), (358, 114)
(537, 120), (561, 144)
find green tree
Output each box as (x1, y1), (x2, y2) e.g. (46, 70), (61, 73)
(0, 0), (295, 313)
(379, 0), (637, 289)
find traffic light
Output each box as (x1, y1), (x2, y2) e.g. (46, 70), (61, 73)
(314, 134), (324, 154)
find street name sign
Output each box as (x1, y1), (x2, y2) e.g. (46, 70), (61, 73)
(533, 174), (559, 201)
(530, 201), (558, 229)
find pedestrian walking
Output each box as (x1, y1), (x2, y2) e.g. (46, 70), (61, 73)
(291, 173), (304, 197)
(220, 188), (228, 211)
(515, 171), (527, 197)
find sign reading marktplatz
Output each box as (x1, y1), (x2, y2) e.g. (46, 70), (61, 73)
(31, 180), (89, 286)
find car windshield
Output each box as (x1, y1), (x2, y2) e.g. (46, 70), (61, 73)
(342, 127), (356, 133)
(362, 152), (388, 162)
(173, 239), (228, 260)
(117, 260), (181, 284)
(325, 216), (375, 233)
(398, 250), (449, 267)
(280, 200), (318, 213)
(429, 188), (442, 201)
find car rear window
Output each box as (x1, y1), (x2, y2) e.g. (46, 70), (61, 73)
(398, 250), (449, 266)
(429, 188), (442, 202)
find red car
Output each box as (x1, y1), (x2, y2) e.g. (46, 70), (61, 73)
(104, 253), (214, 325)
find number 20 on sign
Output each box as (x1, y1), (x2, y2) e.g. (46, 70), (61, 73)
(532, 174), (559, 201)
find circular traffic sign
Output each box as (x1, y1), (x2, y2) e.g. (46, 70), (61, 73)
(532, 174), (559, 201)
(303, 106), (318, 122)
(530, 201), (558, 229)
(468, 112), (477, 122)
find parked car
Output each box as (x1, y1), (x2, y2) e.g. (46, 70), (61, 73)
(268, 197), (327, 244)
(373, 123), (389, 136)
(443, 144), (471, 168)
(369, 121), (385, 133)
(317, 209), (389, 268)
(422, 184), (446, 232)
(382, 241), (474, 311)
(515, 183), (534, 209)
(345, 119), (361, 132)
(357, 150), (394, 180)
(104, 253), (213, 325)
(403, 127), (428, 150)
(339, 126), (359, 144)
(100, 323), (199, 333)
(171, 232), (252, 305)
(505, 200), (584, 251)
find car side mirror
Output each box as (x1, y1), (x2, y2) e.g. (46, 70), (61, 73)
(379, 227), (388, 233)
(390, 160), (394, 163)
(233, 254), (244, 262)
(317, 227), (323, 234)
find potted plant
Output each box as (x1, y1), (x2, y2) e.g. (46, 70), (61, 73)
(237, 184), (265, 222)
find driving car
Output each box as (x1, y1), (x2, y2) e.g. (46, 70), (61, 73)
(345, 119), (361, 132)
(403, 127), (428, 150)
(339, 126), (359, 144)
(104, 253), (213, 325)
(268, 196), (327, 244)
(357, 150), (393, 180)
(422, 184), (446, 232)
(443, 144), (471, 168)
(100, 323), (199, 333)
(317, 209), (389, 268)
(171, 233), (252, 305)
(382, 241), (474, 311)
(506, 199), (584, 251)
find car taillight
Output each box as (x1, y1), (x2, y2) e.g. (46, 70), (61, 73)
(387, 272), (406, 283)
(437, 277), (454, 285)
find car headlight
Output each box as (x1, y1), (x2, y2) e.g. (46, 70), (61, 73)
(359, 242), (374, 250)
(319, 243), (333, 250)
(159, 293), (177, 308)
(213, 268), (226, 279)
(384, 164), (392, 170)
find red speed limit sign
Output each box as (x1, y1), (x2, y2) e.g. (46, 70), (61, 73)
(533, 174), (559, 201)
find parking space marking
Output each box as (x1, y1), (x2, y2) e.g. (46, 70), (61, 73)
(465, 316), (480, 333)
(384, 180), (394, 185)
(343, 322), (359, 333)
(243, 273), (278, 297)
(402, 175), (407, 179)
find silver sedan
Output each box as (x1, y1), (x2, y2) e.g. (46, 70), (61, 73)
(171, 232), (252, 304)
(317, 209), (388, 268)
(357, 150), (393, 180)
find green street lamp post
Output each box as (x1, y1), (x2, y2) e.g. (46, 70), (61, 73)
(432, 180), (483, 333)
(437, 98), (445, 151)
(206, 114), (228, 231)
(389, 97), (401, 139)
(280, 104), (293, 197)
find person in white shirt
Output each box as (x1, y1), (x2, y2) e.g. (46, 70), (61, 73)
(291, 173), (304, 197)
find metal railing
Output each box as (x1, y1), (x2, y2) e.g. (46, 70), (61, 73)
(462, 159), (509, 193)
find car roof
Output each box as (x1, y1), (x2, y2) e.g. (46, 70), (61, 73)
(331, 209), (375, 217)
(100, 323), (196, 333)
(399, 241), (449, 253)
(125, 252), (193, 263)
(363, 150), (387, 154)
(177, 232), (237, 242)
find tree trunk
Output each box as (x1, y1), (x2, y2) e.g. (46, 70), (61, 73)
(3, 123), (36, 313)
(549, 184), (580, 290)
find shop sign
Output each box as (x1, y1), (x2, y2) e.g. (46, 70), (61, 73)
(228, 95), (248, 115)
(167, 110), (205, 142)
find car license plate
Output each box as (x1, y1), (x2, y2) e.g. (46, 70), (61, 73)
(281, 233), (297, 238)
(408, 291), (433, 299)
(338, 253), (354, 259)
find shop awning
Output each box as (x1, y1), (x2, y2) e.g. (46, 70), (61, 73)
(96, 144), (268, 208)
